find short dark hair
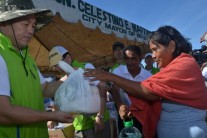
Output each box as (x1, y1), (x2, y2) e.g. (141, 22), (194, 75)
(62, 52), (70, 60)
(112, 42), (125, 52)
(124, 45), (141, 57)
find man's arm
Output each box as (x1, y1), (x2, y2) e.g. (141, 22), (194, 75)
(0, 56), (73, 125)
(95, 82), (107, 130)
(0, 96), (73, 124)
(94, 82), (108, 133)
(110, 84), (123, 109)
(42, 80), (63, 98)
(110, 84), (133, 119)
(97, 82), (107, 118)
(37, 69), (63, 98)
(110, 66), (125, 109)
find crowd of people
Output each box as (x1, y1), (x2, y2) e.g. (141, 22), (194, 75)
(0, 1), (206, 138)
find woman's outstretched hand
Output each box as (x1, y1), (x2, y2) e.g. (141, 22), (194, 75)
(83, 69), (113, 82)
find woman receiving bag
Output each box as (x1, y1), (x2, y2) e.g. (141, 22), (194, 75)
(84, 26), (207, 138)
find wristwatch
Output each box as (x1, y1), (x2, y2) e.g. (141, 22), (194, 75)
(105, 82), (113, 90)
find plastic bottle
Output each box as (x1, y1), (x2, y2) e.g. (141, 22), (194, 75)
(119, 119), (142, 138)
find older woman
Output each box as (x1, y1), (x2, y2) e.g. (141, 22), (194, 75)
(84, 26), (207, 138)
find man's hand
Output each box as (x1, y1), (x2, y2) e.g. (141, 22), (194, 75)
(52, 111), (74, 123)
(119, 104), (133, 119)
(47, 121), (58, 129)
(94, 116), (105, 134)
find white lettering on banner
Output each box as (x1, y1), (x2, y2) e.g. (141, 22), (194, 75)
(32, 0), (150, 42)
(55, 0), (72, 7)
(82, 14), (102, 26)
(128, 31), (135, 36)
(105, 23), (127, 34)
(78, 1), (125, 28)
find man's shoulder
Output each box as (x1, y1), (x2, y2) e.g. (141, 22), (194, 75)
(140, 67), (152, 77)
(112, 64), (126, 75)
(114, 64), (126, 70)
(110, 63), (124, 72)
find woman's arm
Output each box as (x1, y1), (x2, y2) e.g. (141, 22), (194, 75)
(84, 69), (159, 101)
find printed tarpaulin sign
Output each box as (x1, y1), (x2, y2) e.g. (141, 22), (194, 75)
(32, 0), (150, 43)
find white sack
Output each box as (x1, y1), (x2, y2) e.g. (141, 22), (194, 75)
(54, 61), (100, 113)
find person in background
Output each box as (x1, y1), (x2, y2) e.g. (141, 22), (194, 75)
(200, 33), (207, 124)
(0, 1), (73, 138)
(201, 62), (207, 88)
(44, 77), (58, 129)
(144, 53), (159, 74)
(109, 42), (125, 73)
(84, 25), (207, 138)
(201, 62), (207, 123)
(111, 45), (153, 138)
(49, 46), (111, 138)
(200, 32), (207, 83)
(105, 42), (125, 137)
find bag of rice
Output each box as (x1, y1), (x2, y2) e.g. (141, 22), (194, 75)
(54, 61), (100, 113)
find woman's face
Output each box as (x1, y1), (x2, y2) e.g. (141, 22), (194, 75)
(149, 40), (175, 68)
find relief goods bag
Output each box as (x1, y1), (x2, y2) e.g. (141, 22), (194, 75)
(54, 61), (100, 113)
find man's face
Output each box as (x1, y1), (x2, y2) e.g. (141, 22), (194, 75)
(145, 56), (154, 66)
(63, 54), (72, 65)
(124, 50), (141, 72)
(52, 54), (72, 73)
(113, 46), (124, 60)
(0, 14), (36, 49)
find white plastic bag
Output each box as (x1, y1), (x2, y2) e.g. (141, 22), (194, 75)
(54, 61), (100, 113)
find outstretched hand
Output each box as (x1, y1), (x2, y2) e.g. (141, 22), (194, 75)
(83, 69), (113, 82)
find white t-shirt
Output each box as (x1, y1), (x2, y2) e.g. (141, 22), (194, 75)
(0, 55), (46, 96)
(112, 64), (152, 106)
